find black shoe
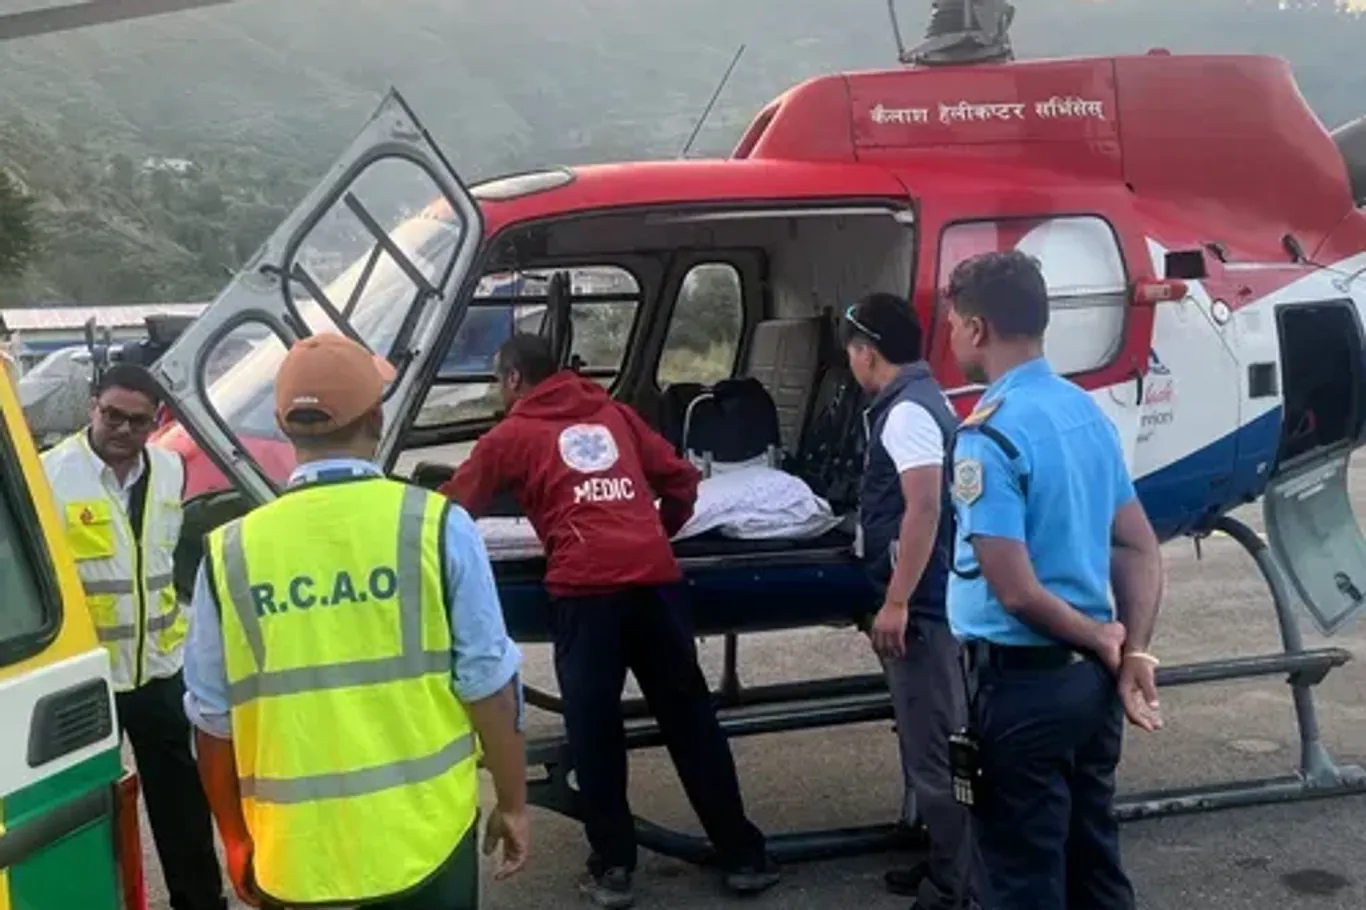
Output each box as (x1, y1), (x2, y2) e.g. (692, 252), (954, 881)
(884, 861), (929, 896)
(579, 867), (635, 909)
(724, 857), (781, 895)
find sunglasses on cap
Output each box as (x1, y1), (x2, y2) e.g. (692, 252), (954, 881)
(843, 304), (883, 341)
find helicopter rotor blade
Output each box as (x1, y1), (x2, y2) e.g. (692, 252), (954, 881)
(0, 0), (240, 42)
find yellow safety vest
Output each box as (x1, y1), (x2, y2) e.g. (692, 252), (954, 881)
(40, 432), (187, 692)
(204, 477), (480, 906)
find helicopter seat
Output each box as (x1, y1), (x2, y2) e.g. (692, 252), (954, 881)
(742, 317), (824, 456)
(657, 377), (782, 472)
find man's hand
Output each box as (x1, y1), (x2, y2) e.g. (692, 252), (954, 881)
(1118, 654), (1163, 732)
(483, 806), (530, 881)
(224, 836), (260, 907)
(1091, 621), (1127, 674)
(870, 599), (910, 659)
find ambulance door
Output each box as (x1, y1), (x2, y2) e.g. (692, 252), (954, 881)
(0, 371), (128, 910)
(151, 89), (486, 506)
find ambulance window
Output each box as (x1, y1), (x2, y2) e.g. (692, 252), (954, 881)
(657, 263), (744, 386)
(939, 216), (1126, 376)
(0, 421), (58, 664)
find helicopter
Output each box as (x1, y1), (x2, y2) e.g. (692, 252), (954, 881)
(39, 0), (1363, 863)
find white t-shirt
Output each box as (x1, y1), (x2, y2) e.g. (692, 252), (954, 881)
(880, 400), (945, 472)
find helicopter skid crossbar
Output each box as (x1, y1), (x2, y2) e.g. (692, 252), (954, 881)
(521, 513), (1366, 865)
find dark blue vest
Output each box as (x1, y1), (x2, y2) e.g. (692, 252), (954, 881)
(859, 362), (960, 614)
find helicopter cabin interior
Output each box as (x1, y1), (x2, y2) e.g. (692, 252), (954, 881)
(402, 203), (916, 573)
(397, 200), (1136, 577)
(1275, 300), (1366, 468)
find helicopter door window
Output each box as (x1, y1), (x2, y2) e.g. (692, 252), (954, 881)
(657, 262), (745, 387)
(413, 265), (640, 430)
(282, 157), (463, 368)
(199, 320), (294, 443)
(414, 274), (549, 428)
(547, 267), (641, 383)
(195, 156), (467, 447)
(939, 216), (1127, 377)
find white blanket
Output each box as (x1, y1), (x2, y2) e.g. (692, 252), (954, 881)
(674, 464), (843, 541)
(475, 466), (842, 560)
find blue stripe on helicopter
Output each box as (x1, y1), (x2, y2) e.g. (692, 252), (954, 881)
(1136, 406), (1283, 541)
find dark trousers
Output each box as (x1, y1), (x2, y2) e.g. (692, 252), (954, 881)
(880, 615), (978, 909)
(971, 657), (1135, 910)
(115, 671), (226, 910)
(550, 585), (768, 875)
(260, 824), (479, 910)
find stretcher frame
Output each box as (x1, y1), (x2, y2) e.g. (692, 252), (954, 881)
(519, 515), (1366, 866)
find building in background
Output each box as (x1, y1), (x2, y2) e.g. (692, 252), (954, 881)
(0, 304), (208, 370)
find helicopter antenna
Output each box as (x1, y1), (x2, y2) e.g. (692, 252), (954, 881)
(886, 0), (909, 60)
(0, 0), (237, 43)
(894, 0), (1016, 67)
(679, 43), (746, 159)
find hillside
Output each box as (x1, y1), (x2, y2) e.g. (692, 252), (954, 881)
(1, 0), (1364, 305)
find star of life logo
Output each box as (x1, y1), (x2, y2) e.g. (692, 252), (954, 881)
(559, 424), (636, 505)
(558, 424), (620, 474)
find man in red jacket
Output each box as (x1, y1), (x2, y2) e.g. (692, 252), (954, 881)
(439, 333), (779, 908)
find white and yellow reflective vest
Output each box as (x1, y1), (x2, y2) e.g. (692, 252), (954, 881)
(41, 431), (187, 692)
(204, 477), (480, 906)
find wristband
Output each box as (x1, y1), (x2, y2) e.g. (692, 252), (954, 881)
(1124, 651), (1160, 666)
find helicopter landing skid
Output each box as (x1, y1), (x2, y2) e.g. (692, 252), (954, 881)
(1116, 515), (1366, 821)
(522, 513), (1366, 865)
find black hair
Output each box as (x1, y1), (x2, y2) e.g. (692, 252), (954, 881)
(94, 362), (163, 407)
(839, 291), (923, 365)
(496, 333), (558, 385)
(944, 250), (1050, 339)
(284, 412), (379, 451)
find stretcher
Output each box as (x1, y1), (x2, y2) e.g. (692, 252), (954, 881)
(478, 463), (865, 643)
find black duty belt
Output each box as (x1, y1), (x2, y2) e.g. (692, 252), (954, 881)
(968, 641), (1087, 672)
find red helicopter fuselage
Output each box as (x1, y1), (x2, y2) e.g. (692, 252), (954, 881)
(156, 49), (1366, 544)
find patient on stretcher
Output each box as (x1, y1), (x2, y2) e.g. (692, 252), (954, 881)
(477, 460), (846, 560)
(461, 373), (860, 562)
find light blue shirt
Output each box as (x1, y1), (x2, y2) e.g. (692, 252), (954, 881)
(182, 458), (524, 738)
(947, 357), (1137, 646)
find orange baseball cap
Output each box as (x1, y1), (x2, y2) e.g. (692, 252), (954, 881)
(274, 333), (397, 436)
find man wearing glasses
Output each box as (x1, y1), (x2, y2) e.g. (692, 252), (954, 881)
(42, 362), (227, 910)
(841, 293), (977, 910)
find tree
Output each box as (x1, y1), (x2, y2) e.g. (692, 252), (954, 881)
(0, 169), (37, 279)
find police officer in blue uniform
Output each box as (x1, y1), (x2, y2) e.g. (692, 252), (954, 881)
(941, 251), (1165, 910)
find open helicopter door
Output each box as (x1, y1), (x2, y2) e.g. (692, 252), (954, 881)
(1262, 299), (1366, 636)
(150, 89), (484, 506)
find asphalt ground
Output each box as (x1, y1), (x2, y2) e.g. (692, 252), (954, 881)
(136, 454), (1366, 910)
